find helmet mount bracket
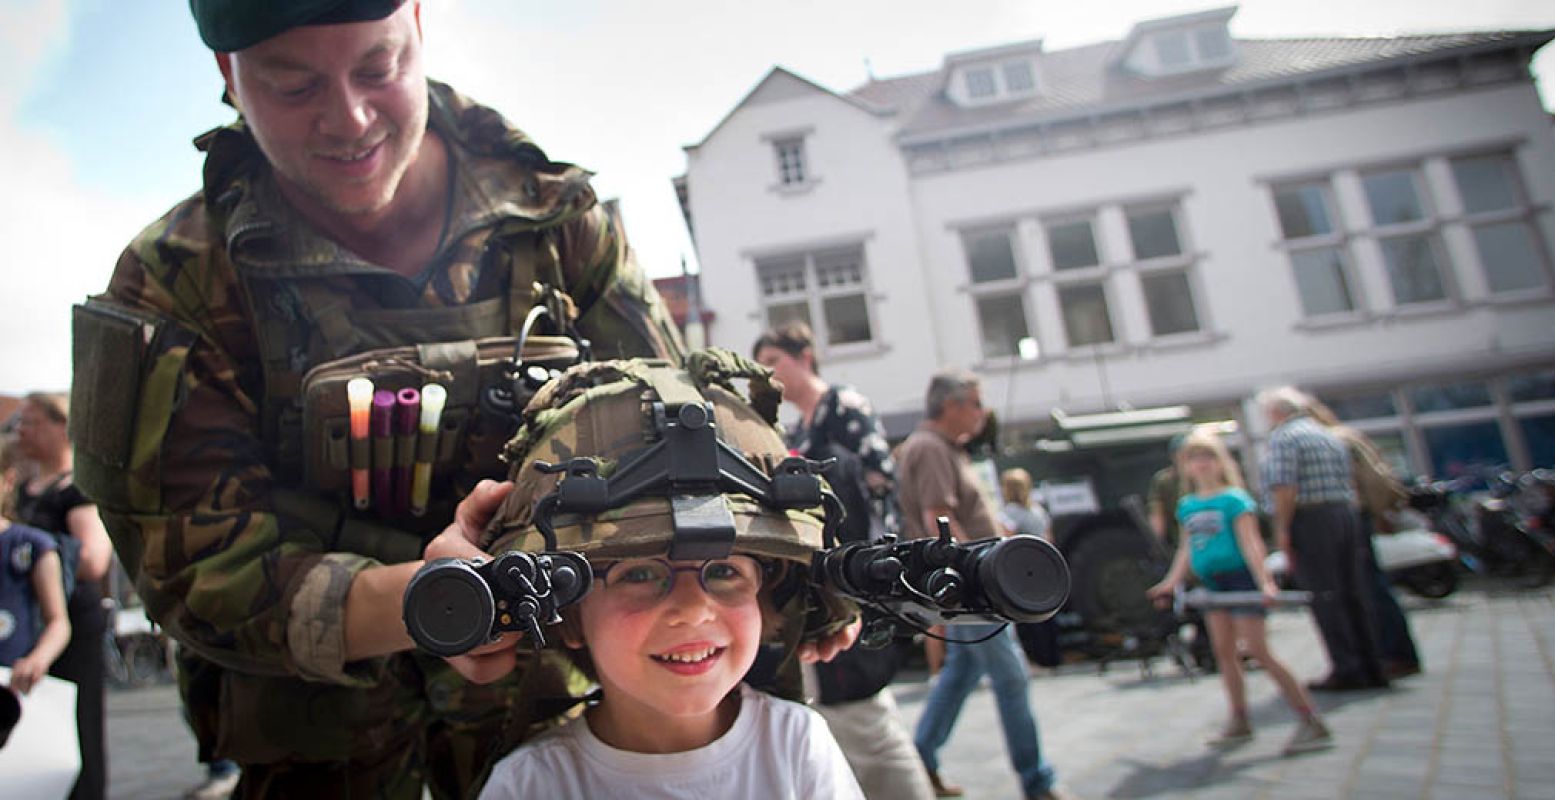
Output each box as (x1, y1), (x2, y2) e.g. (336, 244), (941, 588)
(530, 401), (843, 558)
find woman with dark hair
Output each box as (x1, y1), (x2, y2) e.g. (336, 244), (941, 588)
(14, 392), (113, 800)
(754, 322), (933, 800)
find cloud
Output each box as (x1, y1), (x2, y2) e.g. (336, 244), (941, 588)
(0, 0), (148, 394)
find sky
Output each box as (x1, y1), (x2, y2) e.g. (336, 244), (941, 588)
(1, 0), (1552, 394)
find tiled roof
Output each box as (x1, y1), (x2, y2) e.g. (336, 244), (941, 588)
(845, 30), (1552, 139)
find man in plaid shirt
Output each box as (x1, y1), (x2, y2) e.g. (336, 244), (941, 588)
(1258, 387), (1388, 692)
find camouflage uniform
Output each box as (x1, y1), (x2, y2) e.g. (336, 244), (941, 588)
(69, 81), (683, 798)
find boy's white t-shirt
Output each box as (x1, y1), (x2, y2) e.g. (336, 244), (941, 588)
(479, 683), (863, 800)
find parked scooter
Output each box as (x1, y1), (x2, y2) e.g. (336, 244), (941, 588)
(1265, 526), (1459, 599)
(1410, 469), (1555, 584)
(1509, 468), (1555, 587)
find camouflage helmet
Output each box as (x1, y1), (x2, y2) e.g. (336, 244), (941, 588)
(481, 350), (837, 566)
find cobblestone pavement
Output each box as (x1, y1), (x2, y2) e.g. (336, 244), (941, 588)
(104, 577), (1555, 799)
(891, 578), (1555, 800)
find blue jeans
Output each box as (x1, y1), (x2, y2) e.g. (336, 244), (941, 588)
(914, 623), (1055, 796)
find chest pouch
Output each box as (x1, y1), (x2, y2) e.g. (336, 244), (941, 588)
(299, 334), (581, 518)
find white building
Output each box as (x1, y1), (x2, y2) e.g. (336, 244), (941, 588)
(677, 6), (1555, 481)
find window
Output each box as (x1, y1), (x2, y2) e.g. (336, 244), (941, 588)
(1126, 206), (1182, 260)
(961, 226), (1033, 359)
(1472, 224), (1545, 293)
(1274, 182), (1334, 240)
(1361, 167), (1451, 306)
(976, 293), (1032, 359)
(1521, 414), (1555, 468)
(1272, 180), (1358, 318)
(1141, 271), (1200, 336)
(1409, 382), (1492, 413)
(773, 137), (807, 186)
(1045, 219), (1100, 271)
(1002, 61), (1035, 94)
(1363, 169), (1426, 226)
(1367, 431), (1412, 477)
(1194, 27), (1232, 61)
(963, 227), (1020, 283)
(964, 67), (996, 99)
(755, 245), (874, 348)
(1125, 202), (1202, 336)
(1321, 391), (1398, 421)
(1509, 369), (1555, 403)
(1316, 370), (1555, 478)
(1289, 249), (1356, 316)
(1154, 31), (1190, 68)
(1451, 153), (1548, 294)
(1452, 154), (1520, 214)
(1379, 235), (1449, 305)
(1424, 421), (1509, 479)
(1058, 284), (1114, 346)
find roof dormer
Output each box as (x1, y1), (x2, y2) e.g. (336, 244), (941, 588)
(944, 39), (1044, 108)
(1116, 6), (1239, 78)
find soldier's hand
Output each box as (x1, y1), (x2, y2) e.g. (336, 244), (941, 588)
(798, 618), (862, 664)
(424, 479), (513, 563)
(424, 480), (525, 683)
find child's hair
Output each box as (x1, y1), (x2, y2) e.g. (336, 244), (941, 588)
(1176, 425), (1245, 494)
(1000, 468), (1033, 506)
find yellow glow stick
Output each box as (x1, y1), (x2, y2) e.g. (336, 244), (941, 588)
(410, 383), (447, 516)
(347, 377), (375, 510)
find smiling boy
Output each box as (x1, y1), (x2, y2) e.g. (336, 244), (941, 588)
(471, 355), (864, 799)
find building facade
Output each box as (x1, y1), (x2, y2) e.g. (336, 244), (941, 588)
(677, 6), (1555, 480)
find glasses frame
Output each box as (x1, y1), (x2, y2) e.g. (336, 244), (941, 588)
(593, 556), (769, 610)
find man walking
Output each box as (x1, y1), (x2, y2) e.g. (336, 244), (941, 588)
(1257, 387), (1387, 691)
(897, 370), (1067, 800)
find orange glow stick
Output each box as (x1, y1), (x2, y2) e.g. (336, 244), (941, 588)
(347, 377), (374, 510)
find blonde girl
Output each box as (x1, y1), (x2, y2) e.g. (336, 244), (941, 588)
(1147, 426), (1331, 756)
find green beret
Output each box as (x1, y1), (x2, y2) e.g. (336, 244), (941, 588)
(190, 0), (406, 52)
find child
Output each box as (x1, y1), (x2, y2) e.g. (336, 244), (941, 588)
(1147, 426), (1331, 756)
(2, 512), (73, 697)
(474, 357), (864, 799)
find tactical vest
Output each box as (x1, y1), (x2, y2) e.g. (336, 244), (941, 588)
(235, 220), (589, 560)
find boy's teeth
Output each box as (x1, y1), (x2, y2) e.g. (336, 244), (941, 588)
(658, 646), (718, 663)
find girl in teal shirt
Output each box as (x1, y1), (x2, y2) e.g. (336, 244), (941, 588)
(1148, 426), (1331, 756)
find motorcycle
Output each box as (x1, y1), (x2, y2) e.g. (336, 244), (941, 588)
(1407, 474), (1525, 578)
(1508, 468), (1555, 587)
(1265, 526), (1460, 599)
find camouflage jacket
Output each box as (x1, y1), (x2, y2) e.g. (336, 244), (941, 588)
(70, 81), (681, 763)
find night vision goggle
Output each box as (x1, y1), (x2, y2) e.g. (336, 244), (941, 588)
(402, 401), (1070, 657)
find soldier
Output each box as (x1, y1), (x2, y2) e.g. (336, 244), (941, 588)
(66, 2), (698, 796)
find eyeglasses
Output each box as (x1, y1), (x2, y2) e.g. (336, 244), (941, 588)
(594, 556), (766, 612)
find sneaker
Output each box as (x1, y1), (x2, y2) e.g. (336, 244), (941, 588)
(1207, 718), (1253, 747)
(1283, 717), (1334, 756)
(1383, 661), (1422, 680)
(928, 770), (966, 798)
(184, 771), (240, 800)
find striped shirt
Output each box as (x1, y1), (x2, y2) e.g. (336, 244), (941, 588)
(1261, 415), (1356, 507)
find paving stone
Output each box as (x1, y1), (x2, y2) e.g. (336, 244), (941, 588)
(99, 575), (1552, 800)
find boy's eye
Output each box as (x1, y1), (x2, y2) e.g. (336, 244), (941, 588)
(615, 563), (667, 586)
(703, 561), (743, 584)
